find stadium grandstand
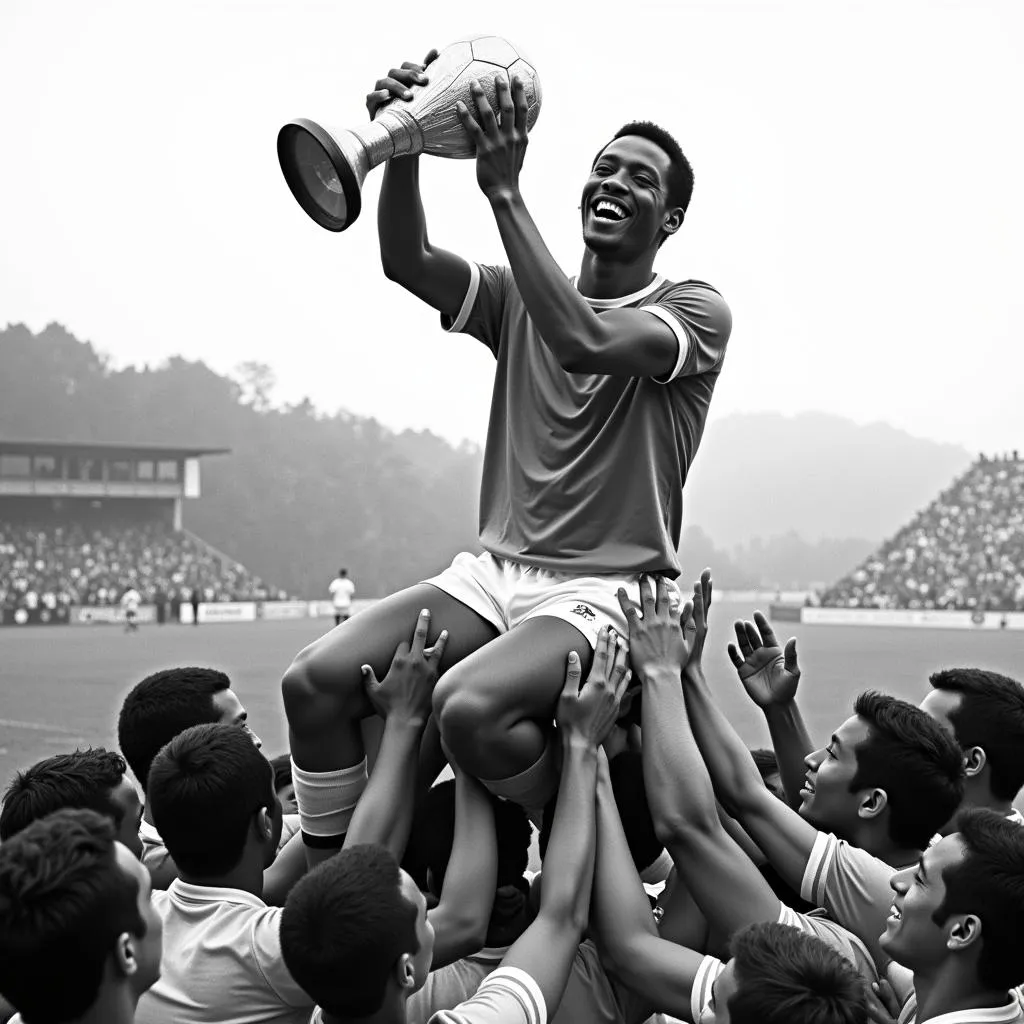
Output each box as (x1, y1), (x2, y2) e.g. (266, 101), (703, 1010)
(0, 439), (282, 625)
(821, 451), (1024, 611)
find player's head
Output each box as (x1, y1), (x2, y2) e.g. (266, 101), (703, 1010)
(404, 780), (530, 897)
(610, 750), (671, 880)
(118, 666), (260, 793)
(0, 808), (163, 1023)
(921, 669), (1024, 803)
(882, 809), (1024, 991)
(583, 121), (694, 257)
(801, 691), (964, 850)
(281, 844), (432, 1017)
(339, 568), (347, 577)
(269, 753), (298, 815)
(751, 748), (785, 801)
(147, 724), (281, 878)
(0, 747), (143, 859)
(700, 922), (867, 1024)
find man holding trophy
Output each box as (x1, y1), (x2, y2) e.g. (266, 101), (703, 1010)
(281, 40), (732, 844)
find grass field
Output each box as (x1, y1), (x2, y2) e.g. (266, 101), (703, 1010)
(2, 600), (1022, 788)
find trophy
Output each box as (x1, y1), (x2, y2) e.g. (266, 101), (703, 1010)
(277, 35), (542, 232)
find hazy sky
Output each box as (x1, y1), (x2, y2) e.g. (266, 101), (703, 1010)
(2, 0), (1021, 451)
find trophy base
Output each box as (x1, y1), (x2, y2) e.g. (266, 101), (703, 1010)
(277, 119), (364, 232)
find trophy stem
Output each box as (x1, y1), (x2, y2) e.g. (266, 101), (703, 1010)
(350, 109), (425, 178)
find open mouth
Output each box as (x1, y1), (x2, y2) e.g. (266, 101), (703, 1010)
(591, 197), (631, 222)
(801, 775), (816, 796)
(887, 903), (903, 923)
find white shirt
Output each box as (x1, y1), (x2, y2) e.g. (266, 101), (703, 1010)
(329, 577), (355, 610)
(121, 588), (141, 611)
(428, 967), (546, 1024)
(135, 880), (314, 1024)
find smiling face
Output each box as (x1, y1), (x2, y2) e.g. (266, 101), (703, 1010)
(581, 135), (684, 259)
(880, 834), (968, 970)
(799, 715), (875, 836)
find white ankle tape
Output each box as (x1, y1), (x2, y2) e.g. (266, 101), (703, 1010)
(291, 758), (368, 838)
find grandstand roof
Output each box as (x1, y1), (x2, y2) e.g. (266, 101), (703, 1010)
(0, 438), (229, 458)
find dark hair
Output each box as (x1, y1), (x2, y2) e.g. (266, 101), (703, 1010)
(118, 667), (231, 791)
(850, 691), (964, 849)
(751, 748), (780, 781)
(0, 748), (130, 841)
(610, 751), (664, 873)
(404, 781), (530, 893)
(594, 120), (695, 213)
(281, 844), (419, 1017)
(728, 922), (868, 1024)
(929, 669), (1024, 801)
(147, 723), (273, 877)
(269, 753), (293, 795)
(934, 809), (1024, 990)
(0, 809), (146, 1024)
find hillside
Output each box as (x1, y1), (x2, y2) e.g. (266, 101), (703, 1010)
(0, 323), (974, 593)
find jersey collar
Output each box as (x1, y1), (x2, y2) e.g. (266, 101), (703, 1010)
(571, 274), (664, 308)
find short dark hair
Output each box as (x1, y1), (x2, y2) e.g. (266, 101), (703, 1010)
(934, 809), (1024, 990)
(728, 922), (868, 1024)
(269, 753), (293, 795)
(118, 667), (231, 791)
(0, 809), (146, 1024)
(850, 691), (964, 849)
(404, 781), (530, 893)
(281, 844), (418, 1017)
(0, 748), (130, 841)
(147, 723), (273, 877)
(930, 669), (1024, 801)
(595, 121), (695, 212)
(610, 751), (663, 873)
(751, 748), (780, 781)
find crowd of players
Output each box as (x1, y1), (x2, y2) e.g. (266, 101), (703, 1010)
(1, 569), (1023, 1024)
(0, 520), (281, 613)
(823, 453), (1024, 612)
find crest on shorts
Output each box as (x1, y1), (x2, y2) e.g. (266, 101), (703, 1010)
(569, 603), (597, 622)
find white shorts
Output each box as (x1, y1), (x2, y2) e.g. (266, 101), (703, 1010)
(424, 551), (680, 649)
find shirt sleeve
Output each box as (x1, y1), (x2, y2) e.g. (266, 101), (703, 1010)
(800, 831), (896, 967)
(641, 283), (732, 384)
(249, 907), (317, 1008)
(776, 904), (879, 984)
(439, 263), (511, 356)
(690, 955), (725, 1024)
(429, 967), (545, 1024)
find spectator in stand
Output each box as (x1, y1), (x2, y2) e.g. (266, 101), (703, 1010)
(822, 455), (1024, 611)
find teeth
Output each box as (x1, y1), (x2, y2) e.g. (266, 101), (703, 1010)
(595, 199), (628, 220)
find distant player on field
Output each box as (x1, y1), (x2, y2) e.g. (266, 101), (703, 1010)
(329, 568), (356, 627)
(283, 50), (731, 844)
(121, 585), (142, 633)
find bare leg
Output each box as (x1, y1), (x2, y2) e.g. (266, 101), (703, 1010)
(433, 616), (593, 781)
(282, 583), (499, 773)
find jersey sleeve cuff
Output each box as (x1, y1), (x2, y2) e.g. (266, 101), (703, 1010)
(800, 830), (835, 905)
(444, 262), (481, 334)
(641, 305), (690, 383)
(691, 955), (724, 1024)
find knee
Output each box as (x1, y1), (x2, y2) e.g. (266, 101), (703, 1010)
(281, 643), (360, 721)
(434, 670), (498, 752)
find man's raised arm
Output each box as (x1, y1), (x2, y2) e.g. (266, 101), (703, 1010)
(372, 51), (471, 319)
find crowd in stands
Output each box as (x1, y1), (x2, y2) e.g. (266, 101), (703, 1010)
(0, 520), (282, 611)
(822, 451), (1024, 611)
(1, 567), (1024, 1024)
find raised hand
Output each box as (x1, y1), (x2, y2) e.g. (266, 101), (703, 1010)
(865, 979), (901, 1024)
(617, 575), (694, 683)
(365, 49), (438, 120)
(727, 611), (800, 708)
(557, 626), (632, 748)
(686, 568), (713, 673)
(362, 608), (448, 725)
(455, 74), (529, 201)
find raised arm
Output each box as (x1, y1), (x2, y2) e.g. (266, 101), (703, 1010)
(729, 611), (816, 808)
(499, 629), (631, 1014)
(371, 52), (471, 319)
(343, 612), (448, 857)
(619, 578), (783, 943)
(591, 755), (710, 1024)
(454, 77), (683, 378)
(428, 766), (497, 969)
